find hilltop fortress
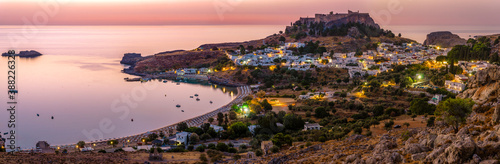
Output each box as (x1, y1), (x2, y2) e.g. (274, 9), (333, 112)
(297, 10), (380, 29)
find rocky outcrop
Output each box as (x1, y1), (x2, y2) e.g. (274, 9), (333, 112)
(2, 50), (42, 58)
(120, 53), (144, 65)
(459, 66), (500, 105)
(423, 31), (466, 48)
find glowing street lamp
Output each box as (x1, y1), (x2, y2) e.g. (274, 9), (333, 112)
(417, 74), (422, 80)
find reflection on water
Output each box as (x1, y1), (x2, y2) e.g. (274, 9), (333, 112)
(0, 55), (236, 149)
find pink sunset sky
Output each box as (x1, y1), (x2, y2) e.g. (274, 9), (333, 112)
(0, 0), (499, 26)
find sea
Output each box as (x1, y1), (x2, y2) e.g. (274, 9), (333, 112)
(0, 25), (499, 149)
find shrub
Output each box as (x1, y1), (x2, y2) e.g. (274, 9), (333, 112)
(98, 149), (106, 153)
(319, 136), (327, 142)
(270, 145), (280, 153)
(306, 142), (312, 147)
(216, 142), (229, 152)
(199, 154), (208, 163)
(255, 149), (263, 156)
(207, 143), (216, 150)
(233, 154), (241, 160)
(196, 145), (206, 152)
(427, 117), (435, 127)
(187, 145), (194, 151)
(228, 147), (238, 153)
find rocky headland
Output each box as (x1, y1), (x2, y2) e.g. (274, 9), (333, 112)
(423, 31), (467, 48)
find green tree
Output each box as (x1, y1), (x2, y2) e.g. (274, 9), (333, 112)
(261, 99), (273, 111)
(201, 133), (212, 141)
(435, 55), (447, 63)
(372, 105), (384, 116)
(190, 133), (200, 144)
(283, 114), (305, 131)
(108, 140), (118, 147)
(228, 122), (249, 138)
(177, 122), (189, 132)
(76, 141), (85, 148)
(279, 36), (286, 43)
(435, 98), (474, 132)
(409, 98), (436, 115)
(208, 117), (214, 124)
(271, 133), (293, 148)
(199, 154), (208, 163)
(314, 107), (330, 118)
(216, 142), (229, 152)
(403, 122), (410, 129)
(217, 112), (224, 126)
(427, 117), (436, 127)
(229, 111), (237, 120)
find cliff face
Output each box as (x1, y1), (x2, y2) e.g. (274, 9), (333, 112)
(458, 66), (500, 123)
(423, 31), (466, 48)
(120, 53), (144, 65)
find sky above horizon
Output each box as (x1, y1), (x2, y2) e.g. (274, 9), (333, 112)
(1, 0), (499, 26)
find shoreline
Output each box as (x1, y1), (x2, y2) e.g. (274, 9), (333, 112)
(50, 85), (251, 150)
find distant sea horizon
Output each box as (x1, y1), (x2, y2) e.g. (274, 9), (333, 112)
(1, 25), (500, 58)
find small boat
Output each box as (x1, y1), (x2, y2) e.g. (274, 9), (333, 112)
(210, 101), (213, 104)
(131, 119), (134, 122)
(181, 110), (184, 112)
(51, 116), (54, 119)
(176, 104), (181, 108)
(194, 94), (199, 97)
(196, 98), (200, 101)
(190, 96), (193, 98)
(163, 80), (168, 83)
(37, 114), (39, 117)
(176, 83), (180, 85)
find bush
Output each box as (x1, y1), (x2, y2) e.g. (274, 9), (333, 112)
(98, 149), (106, 153)
(207, 143), (216, 150)
(216, 142), (229, 152)
(427, 117), (436, 127)
(199, 154), (208, 163)
(306, 142), (312, 147)
(233, 154), (242, 160)
(319, 136), (327, 142)
(353, 127), (362, 134)
(187, 145), (194, 151)
(228, 147), (238, 153)
(196, 144), (206, 152)
(365, 130), (372, 137)
(270, 145), (280, 153)
(239, 144), (247, 150)
(255, 149), (263, 156)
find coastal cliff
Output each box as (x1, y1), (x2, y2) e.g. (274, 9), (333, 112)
(423, 31), (466, 48)
(1, 50), (42, 58)
(120, 53), (144, 65)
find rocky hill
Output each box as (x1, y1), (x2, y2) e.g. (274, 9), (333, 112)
(133, 50), (226, 73)
(423, 31), (467, 48)
(234, 67), (500, 164)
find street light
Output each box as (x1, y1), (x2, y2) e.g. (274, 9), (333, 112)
(417, 74), (422, 80)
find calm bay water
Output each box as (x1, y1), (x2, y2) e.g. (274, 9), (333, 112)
(0, 25), (287, 149)
(0, 25), (498, 149)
